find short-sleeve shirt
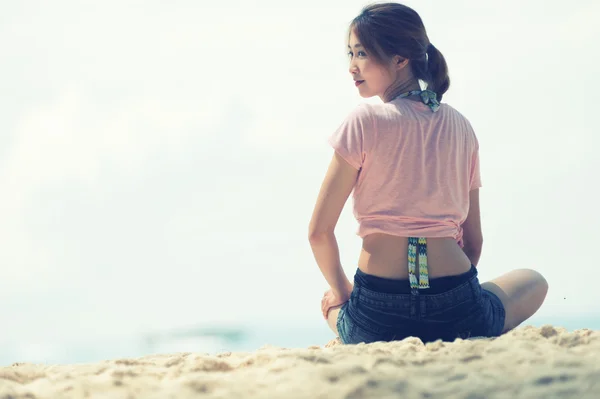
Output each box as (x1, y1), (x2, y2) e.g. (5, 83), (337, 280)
(328, 98), (481, 247)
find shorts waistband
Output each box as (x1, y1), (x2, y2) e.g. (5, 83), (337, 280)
(355, 264), (477, 294)
(352, 266), (481, 311)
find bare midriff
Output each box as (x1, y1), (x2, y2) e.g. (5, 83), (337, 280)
(357, 233), (472, 280)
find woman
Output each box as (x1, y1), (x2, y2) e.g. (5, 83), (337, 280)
(308, 2), (548, 344)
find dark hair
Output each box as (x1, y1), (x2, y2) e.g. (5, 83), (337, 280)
(349, 2), (450, 100)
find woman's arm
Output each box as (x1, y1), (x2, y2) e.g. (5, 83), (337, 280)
(462, 188), (484, 266)
(308, 152), (359, 297)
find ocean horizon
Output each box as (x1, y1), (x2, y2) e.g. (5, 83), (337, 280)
(3, 314), (599, 367)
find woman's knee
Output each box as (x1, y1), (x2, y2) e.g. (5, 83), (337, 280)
(482, 268), (548, 318)
(506, 268), (548, 293)
(534, 270), (548, 293)
(493, 268), (548, 331)
(520, 268), (549, 298)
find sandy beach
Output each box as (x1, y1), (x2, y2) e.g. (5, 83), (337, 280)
(1, 325), (599, 398)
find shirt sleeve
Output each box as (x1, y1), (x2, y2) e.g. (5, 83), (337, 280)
(327, 104), (372, 170)
(469, 140), (482, 190)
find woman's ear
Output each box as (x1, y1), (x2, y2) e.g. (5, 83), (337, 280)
(393, 55), (409, 70)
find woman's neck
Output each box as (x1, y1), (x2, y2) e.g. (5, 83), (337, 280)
(382, 78), (422, 103)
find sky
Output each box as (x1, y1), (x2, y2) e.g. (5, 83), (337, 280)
(0, 0), (599, 362)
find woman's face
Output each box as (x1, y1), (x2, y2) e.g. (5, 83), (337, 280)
(347, 30), (396, 100)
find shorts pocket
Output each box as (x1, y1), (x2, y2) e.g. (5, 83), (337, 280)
(452, 308), (487, 339)
(344, 306), (395, 344)
(348, 323), (389, 344)
(425, 299), (476, 320)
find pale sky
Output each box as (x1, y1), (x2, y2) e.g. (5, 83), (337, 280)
(1, 0), (598, 360)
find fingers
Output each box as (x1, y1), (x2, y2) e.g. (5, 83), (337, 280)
(321, 296), (330, 320)
(321, 290), (336, 320)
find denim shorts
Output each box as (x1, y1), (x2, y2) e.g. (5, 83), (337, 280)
(336, 266), (506, 344)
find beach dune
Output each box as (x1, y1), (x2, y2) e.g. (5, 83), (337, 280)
(1, 325), (599, 398)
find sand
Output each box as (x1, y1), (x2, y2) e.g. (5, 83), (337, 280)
(1, 325), (599, 399)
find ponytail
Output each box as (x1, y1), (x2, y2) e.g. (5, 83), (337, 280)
(426, 43), (450, 101)
(349, 3), (451, 100)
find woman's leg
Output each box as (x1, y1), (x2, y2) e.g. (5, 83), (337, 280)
(480, 269), (548, 333)
(326, 307), (341, 336)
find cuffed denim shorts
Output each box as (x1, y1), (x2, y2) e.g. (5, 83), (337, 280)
(336, 265), (506, 344)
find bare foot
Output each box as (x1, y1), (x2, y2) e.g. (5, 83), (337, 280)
(325, 337), (341, 348)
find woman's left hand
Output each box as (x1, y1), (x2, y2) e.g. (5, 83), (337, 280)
(321, 286), (352, 320)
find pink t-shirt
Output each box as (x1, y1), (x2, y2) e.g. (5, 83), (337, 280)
(328, 98), (481, 247)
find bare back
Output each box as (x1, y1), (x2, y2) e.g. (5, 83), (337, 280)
(357, 190), (481, 279)
(358, 234), (472, 280)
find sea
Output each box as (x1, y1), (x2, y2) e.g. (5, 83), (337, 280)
(2, 315), (599, 366)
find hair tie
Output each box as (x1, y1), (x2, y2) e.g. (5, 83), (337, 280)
(419, 90), (440, 112)
(393, 90), (440, 112)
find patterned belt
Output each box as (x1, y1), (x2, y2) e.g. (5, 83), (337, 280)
(408, 237), (430, 293)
